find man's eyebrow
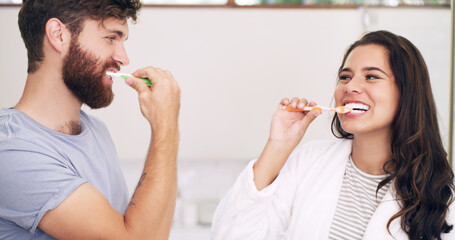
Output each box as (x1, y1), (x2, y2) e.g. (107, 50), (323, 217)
(105, 29), (128, 40)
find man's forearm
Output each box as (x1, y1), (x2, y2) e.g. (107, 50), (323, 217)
(123, 129), (179, 239)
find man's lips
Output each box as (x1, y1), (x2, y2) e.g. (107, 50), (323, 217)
(103, 74), (114, 85)
(107, 67), (119, 72)
(105, 68), (120, 80)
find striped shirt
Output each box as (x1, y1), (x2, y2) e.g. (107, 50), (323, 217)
(328, 157), (391, 240)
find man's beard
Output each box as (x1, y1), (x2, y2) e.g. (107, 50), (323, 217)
(62, 39), (120, 109)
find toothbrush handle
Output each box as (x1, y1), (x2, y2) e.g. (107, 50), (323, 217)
(122, 75), (152, 86)
(138, 77), (152, 86)
(284, 105), (351, 114)
(284, 105), (321, 112)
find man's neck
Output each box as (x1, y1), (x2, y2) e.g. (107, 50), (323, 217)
(15, 64), (83, 135)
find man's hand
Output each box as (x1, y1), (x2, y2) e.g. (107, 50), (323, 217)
(126, 66), (181, 139)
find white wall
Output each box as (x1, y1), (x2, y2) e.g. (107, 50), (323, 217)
(0, 7), (451, 163)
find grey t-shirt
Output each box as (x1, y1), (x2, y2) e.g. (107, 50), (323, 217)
(0, 108), (129, 239)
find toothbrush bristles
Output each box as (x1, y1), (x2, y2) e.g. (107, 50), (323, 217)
(335, 106), (351, 113)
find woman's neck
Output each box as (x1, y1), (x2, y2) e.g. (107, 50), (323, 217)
(351, 131), (393, 175)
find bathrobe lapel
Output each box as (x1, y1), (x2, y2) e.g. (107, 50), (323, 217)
(362, 186), (408, 240)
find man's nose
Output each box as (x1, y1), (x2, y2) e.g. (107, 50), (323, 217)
(113, 44), (130, 66)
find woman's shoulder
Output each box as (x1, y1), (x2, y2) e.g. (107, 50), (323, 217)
(298, 138), (352, 155)
(288, 138), (352, 168)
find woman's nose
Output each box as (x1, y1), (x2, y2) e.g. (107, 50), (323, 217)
(344, 77), (363, 94)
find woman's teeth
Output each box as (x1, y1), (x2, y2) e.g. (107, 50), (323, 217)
(345, 103), (370, 113)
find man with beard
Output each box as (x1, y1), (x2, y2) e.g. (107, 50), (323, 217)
(0, 1), (180, 240)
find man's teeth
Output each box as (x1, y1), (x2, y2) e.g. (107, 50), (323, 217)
(345, 103), (370, 113)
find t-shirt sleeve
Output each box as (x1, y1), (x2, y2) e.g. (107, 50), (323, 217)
(0, 139), (87, 234)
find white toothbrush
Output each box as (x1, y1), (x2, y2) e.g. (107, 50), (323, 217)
(106, 71), (152, 86)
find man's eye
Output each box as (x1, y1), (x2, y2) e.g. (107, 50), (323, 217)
(106, 36), (116, 41)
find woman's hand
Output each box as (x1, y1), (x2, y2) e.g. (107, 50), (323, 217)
(268, 97), (321, 151)
(253, 97), (321, 190)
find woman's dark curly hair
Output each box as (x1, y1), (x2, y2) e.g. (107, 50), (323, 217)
(331, 30), (454, 240)
(18, 0), (142, 73)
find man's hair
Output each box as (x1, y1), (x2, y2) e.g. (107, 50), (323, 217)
(18, 0), (142, 73)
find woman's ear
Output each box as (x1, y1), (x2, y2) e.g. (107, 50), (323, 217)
(45, 18), (71, 53)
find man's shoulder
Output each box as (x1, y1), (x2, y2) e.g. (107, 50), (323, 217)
(0, 108), (48, 143)
(0, 108), (15, 125)
(0, 108), (25, 143)
(0, 108), (62, 156)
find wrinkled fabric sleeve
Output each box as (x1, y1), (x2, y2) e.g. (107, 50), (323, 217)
(211, 146), (307, 240)
(0, 140), (86, 234)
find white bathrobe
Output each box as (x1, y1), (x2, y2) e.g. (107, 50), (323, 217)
(211, 139), (455, 240)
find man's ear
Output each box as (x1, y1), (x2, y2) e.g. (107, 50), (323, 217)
(45, 18), (71, 53)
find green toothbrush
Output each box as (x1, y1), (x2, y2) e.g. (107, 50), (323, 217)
(106, 71), (152, 86)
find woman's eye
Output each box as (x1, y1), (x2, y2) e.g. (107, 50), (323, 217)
(366, 75), (380, 80)
(339, 75), (351, 81)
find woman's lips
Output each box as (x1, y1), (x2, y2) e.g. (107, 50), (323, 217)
(344, 102), (370, 113)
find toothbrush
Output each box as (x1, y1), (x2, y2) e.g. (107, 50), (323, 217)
(283, 105), (351, 114)
(106, 71), (152, 86)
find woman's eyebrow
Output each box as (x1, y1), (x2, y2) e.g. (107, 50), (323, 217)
(339, 67), (390, 78)
(363, 67), (390, 77)
(339, 68), (352, 73)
